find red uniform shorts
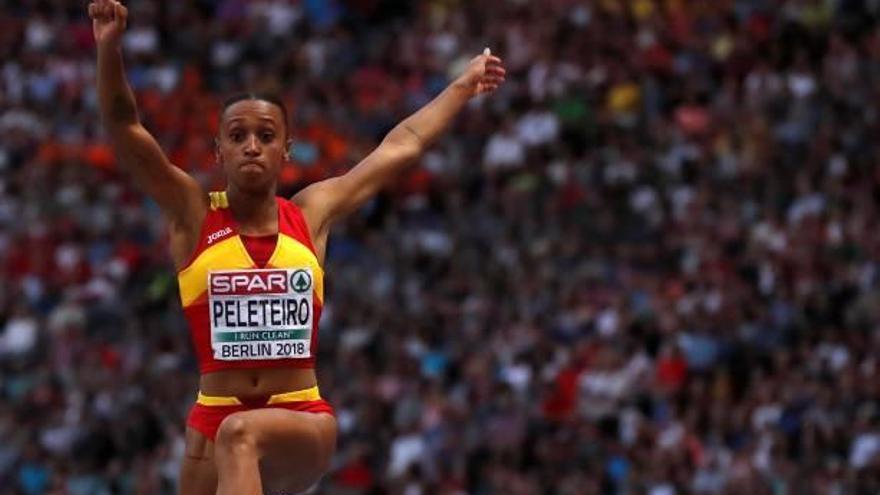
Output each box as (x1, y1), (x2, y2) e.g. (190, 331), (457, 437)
(186, 385), (335, 440)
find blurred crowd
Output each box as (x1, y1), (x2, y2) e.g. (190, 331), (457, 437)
(2, 0), (880, 494)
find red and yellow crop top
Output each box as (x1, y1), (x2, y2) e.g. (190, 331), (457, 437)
(177, 191), (324, 374)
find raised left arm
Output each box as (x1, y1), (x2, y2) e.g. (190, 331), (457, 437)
(294, 49), (506, 244)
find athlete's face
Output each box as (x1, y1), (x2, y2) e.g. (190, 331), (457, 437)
(217, 100), (289, 191)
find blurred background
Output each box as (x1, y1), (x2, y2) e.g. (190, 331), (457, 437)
(1, 0), (880, 494)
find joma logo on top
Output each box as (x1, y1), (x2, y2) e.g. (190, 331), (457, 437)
(210, 270), (288, 295)
(207, 227), (233, 245)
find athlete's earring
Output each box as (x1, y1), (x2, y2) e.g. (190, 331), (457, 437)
(286, 139), (294, 163)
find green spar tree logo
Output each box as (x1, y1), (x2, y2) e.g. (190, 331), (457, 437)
(290, 270), (312, 293)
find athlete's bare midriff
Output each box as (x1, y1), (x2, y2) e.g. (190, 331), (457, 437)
(199, 367), (317, 397)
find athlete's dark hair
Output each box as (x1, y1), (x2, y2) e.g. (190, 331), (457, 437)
(221, 92), (289, 132)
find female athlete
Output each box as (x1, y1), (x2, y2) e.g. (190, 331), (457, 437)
(89, 0), (505, 493)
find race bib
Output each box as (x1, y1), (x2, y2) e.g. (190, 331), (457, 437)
(208, 268), (313, 360)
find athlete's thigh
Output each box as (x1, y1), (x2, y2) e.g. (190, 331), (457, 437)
(179, 427), (218, 495)
(227, 409), (337, 494)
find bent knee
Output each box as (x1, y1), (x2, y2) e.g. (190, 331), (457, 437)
(215, 413), (257, 451)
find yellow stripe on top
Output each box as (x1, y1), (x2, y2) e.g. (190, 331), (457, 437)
(209, 191), (229, 210)
(178, 236), (253, 307)
(266, 233), (325, 304)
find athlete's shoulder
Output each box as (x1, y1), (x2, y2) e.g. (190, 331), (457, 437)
(289, 177), (339, 210)
(277, 196), (317, 254)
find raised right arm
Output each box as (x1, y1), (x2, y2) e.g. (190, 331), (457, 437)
(92, 0), (205, 229)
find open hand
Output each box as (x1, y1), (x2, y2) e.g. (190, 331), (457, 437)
(89, 0), (128, 48)
(455, 48), (507, 98)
